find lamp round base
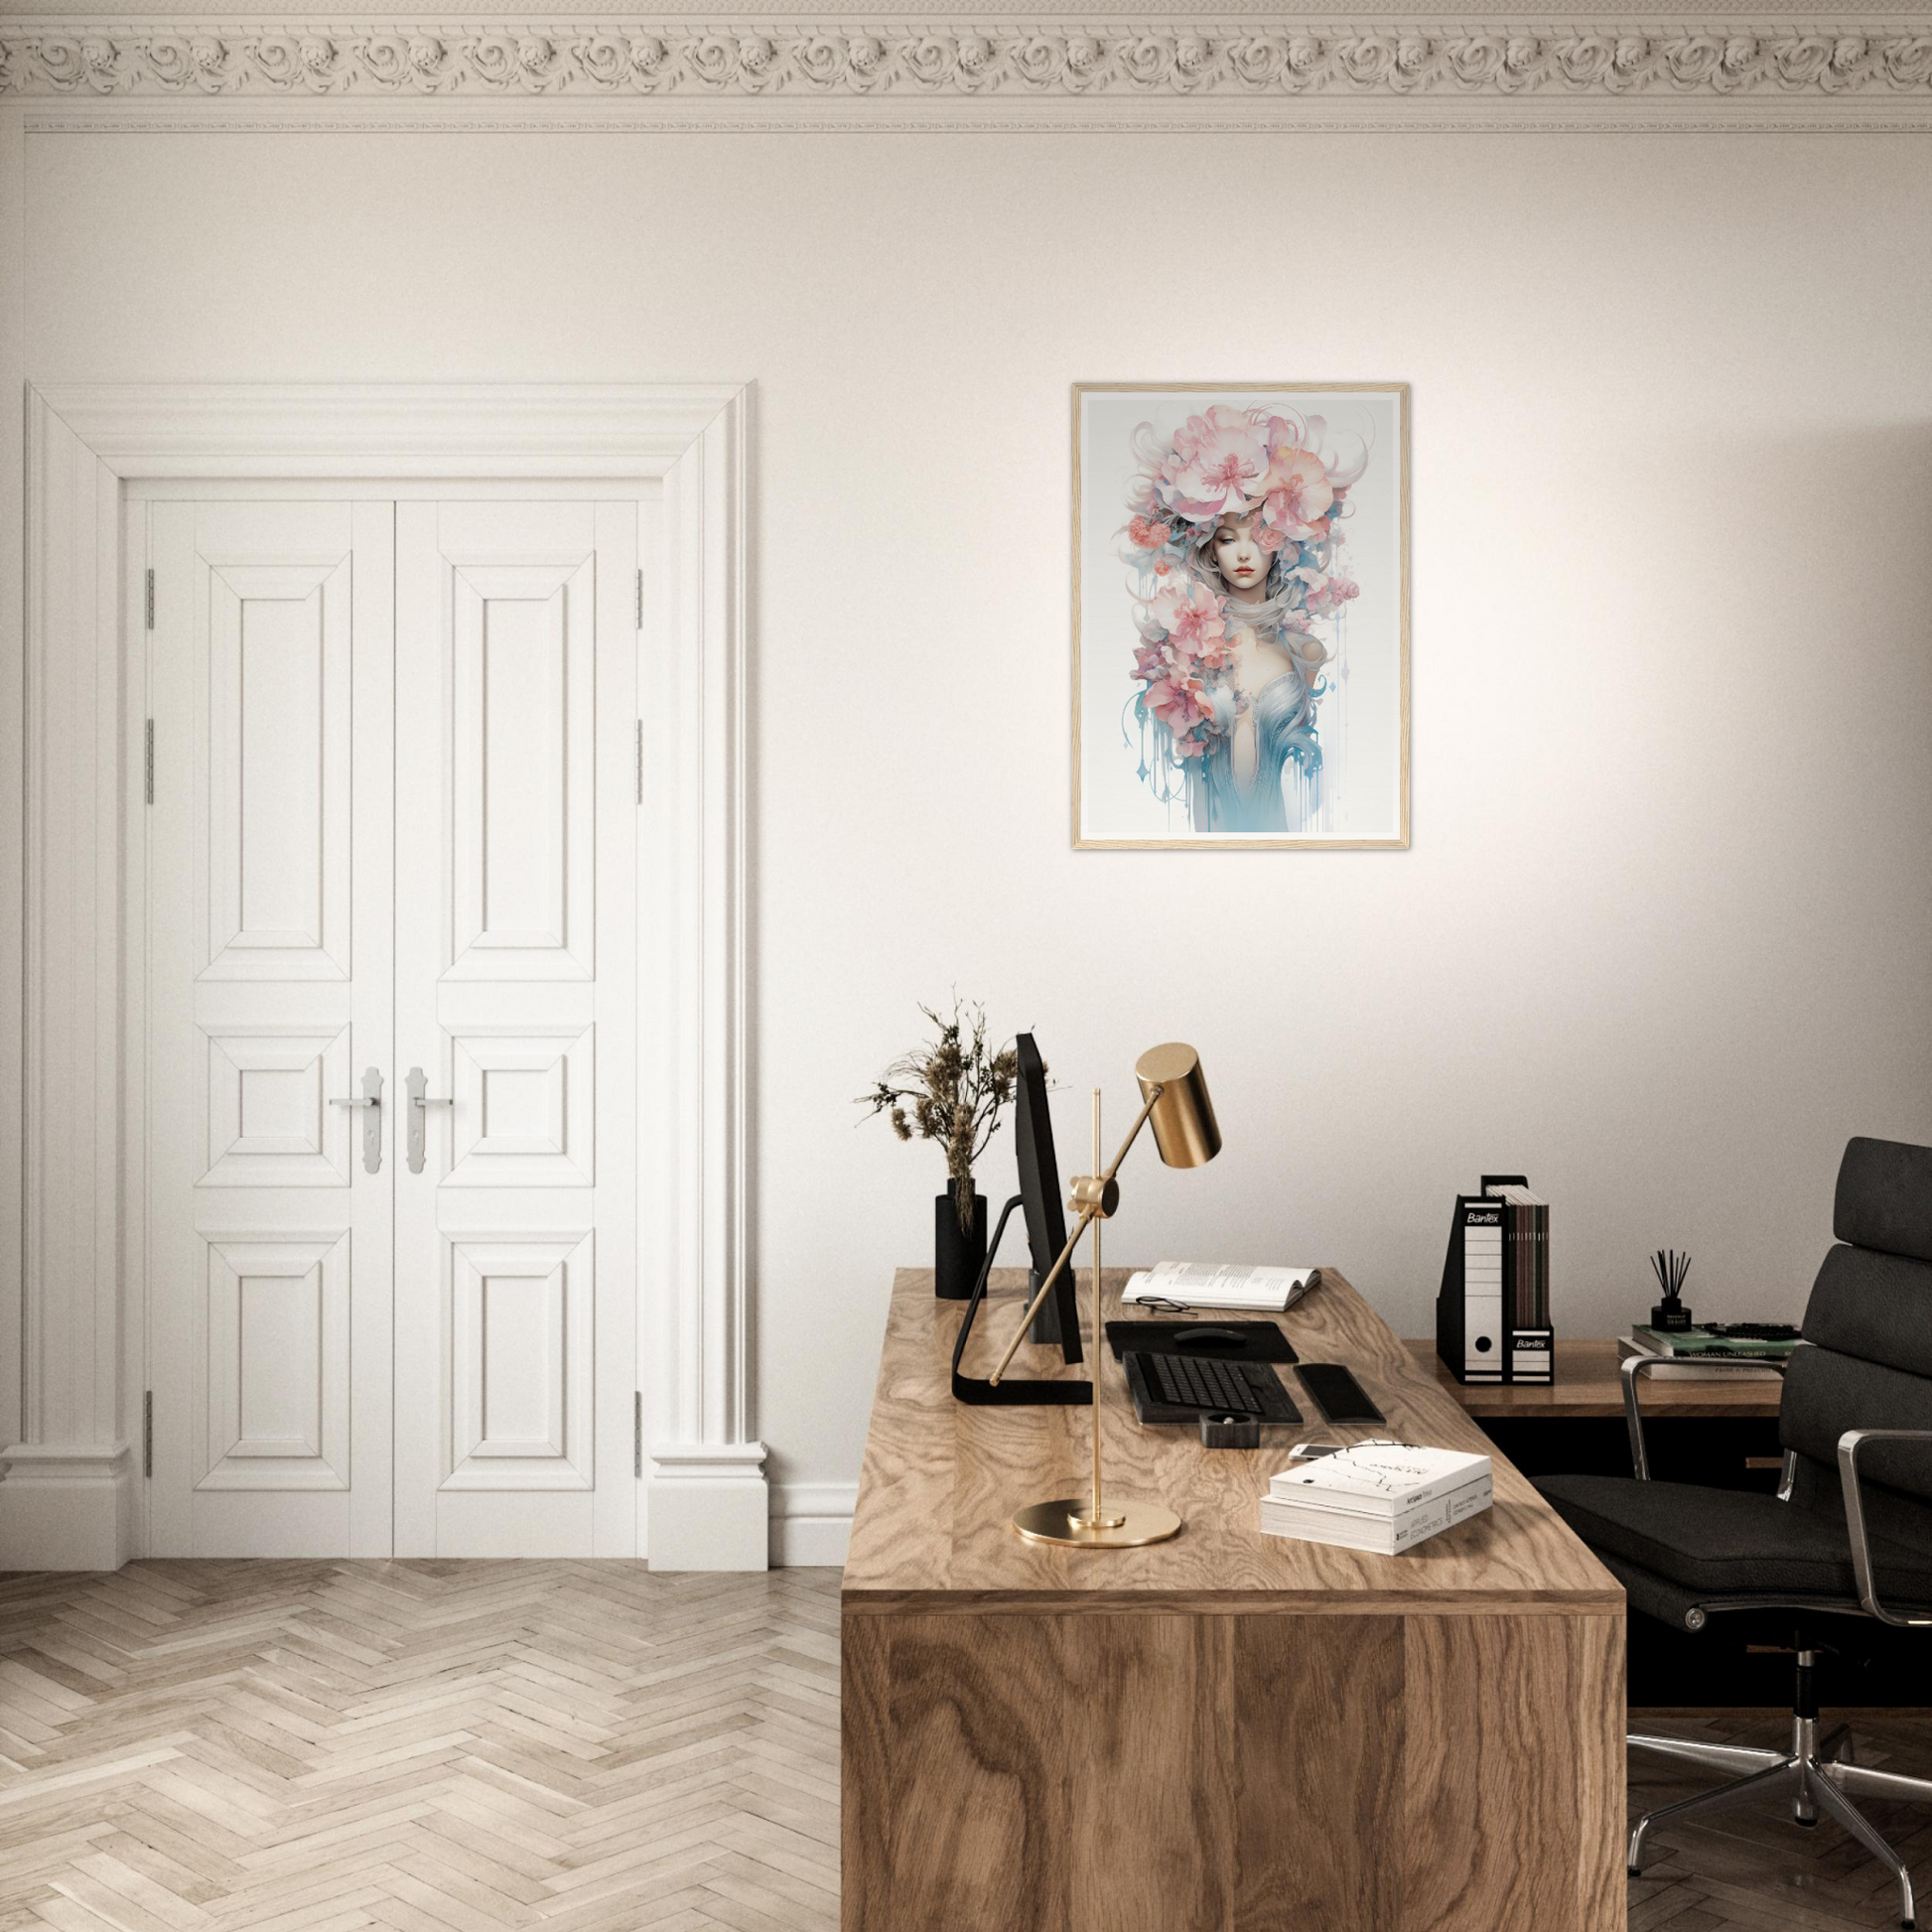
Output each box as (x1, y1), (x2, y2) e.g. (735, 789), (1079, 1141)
(1012, 1497), (1182, 1549)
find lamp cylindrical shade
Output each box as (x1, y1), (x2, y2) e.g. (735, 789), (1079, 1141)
(1134, 1042), (1221, 1169)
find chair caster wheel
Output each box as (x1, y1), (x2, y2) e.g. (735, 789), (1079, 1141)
(1627, 1868), (1641, 1878)
(1796, 1816), (1818, 1828)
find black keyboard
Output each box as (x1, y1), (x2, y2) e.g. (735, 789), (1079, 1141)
(1126, 1350), (1302, 1423)
(1706, 1322), (1802, 1342)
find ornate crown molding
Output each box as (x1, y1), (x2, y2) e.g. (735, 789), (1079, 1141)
(3, 16), (1931, 120)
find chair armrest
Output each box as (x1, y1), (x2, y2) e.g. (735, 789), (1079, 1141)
(1838, 1429), (1932, 1627)
(1621, 1351), (1788, 1481)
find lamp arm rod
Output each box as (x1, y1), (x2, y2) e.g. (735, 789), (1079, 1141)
(1096, 1084), (1164, 1188)
(987, 1085), (1165, 1387)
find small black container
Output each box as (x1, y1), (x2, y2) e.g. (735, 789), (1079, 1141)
(934, 1186), (988, 1300)
(1651, 1300), (1695, 1332)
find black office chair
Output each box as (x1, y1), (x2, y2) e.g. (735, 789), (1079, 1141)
(1537, 1136), (1932, 1930)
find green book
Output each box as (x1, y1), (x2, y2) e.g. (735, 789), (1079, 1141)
(1631, 1325), (1799, 1360)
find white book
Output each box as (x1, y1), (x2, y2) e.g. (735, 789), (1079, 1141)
(1259, 1473), (1493, 1555)
(1121, 1261), (1317, 1313)
(1268, 1442), (1491, 1516)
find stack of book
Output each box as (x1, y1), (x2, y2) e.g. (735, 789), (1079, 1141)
(1618, 1323), (1798, 1381)
(1258, 1443), (1493, 1555)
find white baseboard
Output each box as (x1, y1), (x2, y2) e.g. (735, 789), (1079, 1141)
(770, 1481), (855, 1568)
(0, 1443), (136, 1571)
(646, 1441), (769, 1571)
(0, 1440), (851, 1573)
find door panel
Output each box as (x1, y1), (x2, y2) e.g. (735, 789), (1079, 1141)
(446, 1231), (594, 1488)
(449, 564), (595, 979)
(393, 501), (637, 1557)
(204, 565), (352, 978)
(445, 1026), (596, 1187)
(148, 501), (395, 1557)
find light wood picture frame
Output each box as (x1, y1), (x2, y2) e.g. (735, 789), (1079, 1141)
(1073, 382), (1410, 850)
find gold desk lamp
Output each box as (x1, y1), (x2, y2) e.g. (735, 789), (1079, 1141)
(986, 1041), (1221, 1549)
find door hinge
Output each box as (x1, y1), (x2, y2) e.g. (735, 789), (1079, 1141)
(144, 568), (155, 630)
(633, 1392), (643, 1479)
(635, 568), (644, 631)
(143, 1391), (153, 1477)
(634, 721), (644, 805)
(144, 720), (155, 805)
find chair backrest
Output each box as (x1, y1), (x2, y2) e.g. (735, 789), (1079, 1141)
(1780, 1138), (1932, 1543)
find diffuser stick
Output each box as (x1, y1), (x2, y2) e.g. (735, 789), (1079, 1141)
(1650, 1247), (1694, 1333)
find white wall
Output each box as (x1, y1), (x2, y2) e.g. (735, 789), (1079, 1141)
(22, 127), (1932, 1539)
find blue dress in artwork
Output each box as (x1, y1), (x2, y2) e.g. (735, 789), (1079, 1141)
(1190, 665), (1322, 835)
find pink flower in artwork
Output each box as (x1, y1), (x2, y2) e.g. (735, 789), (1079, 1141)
(1127, 514), (1173, 551)
(1171, 731), (1208, 760)
(1151, 578), (1227, 662)
(1192, 628), (1235, 672)
(1130, 639), (1171, 683)
(1300, 569), (1360, 617)
(1159, 406), (1267, 520)
(1144, 670), (1207, 741)
(1259, 431), (1336, 545)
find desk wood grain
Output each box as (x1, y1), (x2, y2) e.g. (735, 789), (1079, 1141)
(843, 1267), (1621, 1613)
(841, 1268), (1626, 1931)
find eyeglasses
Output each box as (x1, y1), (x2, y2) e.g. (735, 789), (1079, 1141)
(1134, 1280), (1317, 1317)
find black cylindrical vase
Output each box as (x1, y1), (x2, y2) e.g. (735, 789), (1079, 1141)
(934, 1186), (988, 1300)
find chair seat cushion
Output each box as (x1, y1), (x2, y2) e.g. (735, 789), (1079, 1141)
(1535, 1473), (1932, 1601)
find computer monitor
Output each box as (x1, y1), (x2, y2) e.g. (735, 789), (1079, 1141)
(948, 1032), (1089, 1406)
(1013, 1033), (1083, 1364)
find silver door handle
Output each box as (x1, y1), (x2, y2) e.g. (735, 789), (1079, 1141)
(329, 1066), (384, 1174)
(404, 1066), (454, 1175)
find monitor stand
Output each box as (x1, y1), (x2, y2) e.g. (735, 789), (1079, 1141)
(1030, 1269), (1071, 1347)
(951, 1195), (1091, 1407)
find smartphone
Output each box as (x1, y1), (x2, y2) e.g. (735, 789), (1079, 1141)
(1296, 1363), (1386, 1426)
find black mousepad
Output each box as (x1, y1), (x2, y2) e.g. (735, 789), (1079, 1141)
(1104, 1319), (1298, 1365)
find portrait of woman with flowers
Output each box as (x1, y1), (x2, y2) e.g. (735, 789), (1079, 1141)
(1074, 384), (1409, 849)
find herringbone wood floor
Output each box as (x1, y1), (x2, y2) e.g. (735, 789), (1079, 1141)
(0, 1562), (840, 1932)
(4, 1562), (1932, 1930)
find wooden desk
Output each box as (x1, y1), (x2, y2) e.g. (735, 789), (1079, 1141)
(843, 1269), (1625, 1932)
(1407, 1336), (1783, 1419)
(1413, 1336), (1811, 1709)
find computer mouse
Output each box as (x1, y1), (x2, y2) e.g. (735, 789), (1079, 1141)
(1175, 1326), (1247, 1350)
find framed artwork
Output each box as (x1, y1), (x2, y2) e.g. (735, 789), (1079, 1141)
(1073, 382), (1409, 849)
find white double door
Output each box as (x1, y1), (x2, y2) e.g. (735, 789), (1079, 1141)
(147, 494), (639, 1557)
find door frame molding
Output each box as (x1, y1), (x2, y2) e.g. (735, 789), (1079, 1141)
(3, 381), (763, 1570)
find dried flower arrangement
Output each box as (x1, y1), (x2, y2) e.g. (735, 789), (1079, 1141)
(860, 998), (1021, 1233)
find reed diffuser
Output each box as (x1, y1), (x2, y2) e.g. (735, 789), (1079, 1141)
(1650, 1249), (1694, 1332)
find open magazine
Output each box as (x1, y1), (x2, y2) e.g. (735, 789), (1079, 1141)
(1121, 1261), (1320, 1313)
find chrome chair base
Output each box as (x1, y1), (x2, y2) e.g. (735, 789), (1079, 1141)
(1630, 1713), (1932, 1928)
